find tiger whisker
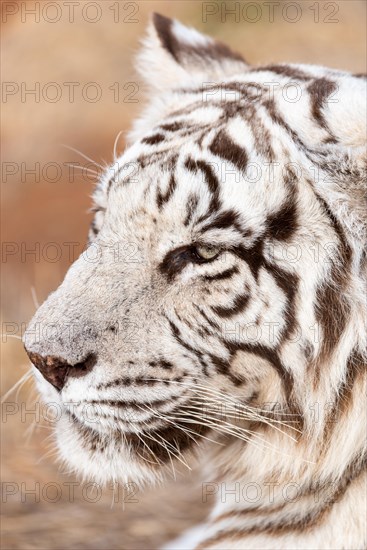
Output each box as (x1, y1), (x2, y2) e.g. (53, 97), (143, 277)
(167, 414), (266, 452)
(135, 446), (162, 466)
(30, 286), (40, 309)
(113, 130), (124, 161)
(144, 429), (179, 478)
(150, 430), (177, 480)
(64, 162), (100, 177)
(1, 369), (33, 403)
(142, 378), (301, 437)
(175, 409), (277, 449)
(131, 411), (166, 467)
(190, 381), (301, 420)
(135, 404), (182, 476)
(36, 446), (60, 464)
(162, 414), (225, 447)
(185, 393), (300, 441)
(142, 377), (298, 417)
(171, 411), (315, 463)
(62, 144), (105, 170)
(139, 404), (192, 471)
(145, 403), (223, 448)
(146, 426), (191, 472)
(172, 413), (293, 457)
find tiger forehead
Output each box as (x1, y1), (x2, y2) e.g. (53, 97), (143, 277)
(101, 127), (299, 244)
(129, 70), (342, 160)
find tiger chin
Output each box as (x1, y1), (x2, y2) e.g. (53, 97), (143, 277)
(24, 13), (366, 550)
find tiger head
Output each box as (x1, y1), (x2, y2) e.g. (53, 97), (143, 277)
(23, 14), (366, 486)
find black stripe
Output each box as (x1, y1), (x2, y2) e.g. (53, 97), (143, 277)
(251, 64), (311, 81)
(211, 290), (250, 318)
(142, 133), (165, 145)
(185, 158), (221, 219)
(307, 78), (338, 143)
(202, 266), (239, 282)
(197, 453), (367, 547)
(96, 375), (185, 390)
(167, 318), (210, 377)
(207, 352), (245, 386)
(156, 174), (177, 209)
(184, 194), (199, 226)
(233, 241), (264, 281)
(209, 128), (248, 173)
(194, 305), (220, 329)
(312, 194), (352, 373)
(265, 261), (299, 343)
(159, 121), (184, 132)
(201, 209), (253, 240)
(266, 165), (299, 241)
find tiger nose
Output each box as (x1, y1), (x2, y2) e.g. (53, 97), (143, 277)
(26, 351), (97, 391)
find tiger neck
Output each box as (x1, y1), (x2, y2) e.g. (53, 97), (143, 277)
(205, 345), (366, 535)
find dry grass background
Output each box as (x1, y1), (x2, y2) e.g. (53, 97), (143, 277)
(1, 1), (366, 548)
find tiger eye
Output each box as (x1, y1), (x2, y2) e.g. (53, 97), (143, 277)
(195, 245), (221, 261)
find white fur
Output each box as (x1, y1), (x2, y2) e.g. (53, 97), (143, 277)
(24, 15), (366, 550)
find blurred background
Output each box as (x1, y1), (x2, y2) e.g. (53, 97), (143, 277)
(1, 1), (366, 548)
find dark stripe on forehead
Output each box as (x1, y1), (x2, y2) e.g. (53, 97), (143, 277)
(159, 121), (185, 132)
(266, 169), (298, 241)
(261, 98), (327, 169)
(200, 209), (238, 230)
(266, 201), (298, 241)
(185, 157), (221, 216)
(251, 64), (312, 81)
(138, 149), (175, 169)
(241, 103), (275, 162)
(184, 194), (199, 226)
(262, 98), (306, 150)
(156, 174), (177, 210)
(200, 209), (252, 240)
(209, 128), (248, 173)
(142, 133), (165, 145)
(307, 78), (338, 143)
(147, 85), (278, 169)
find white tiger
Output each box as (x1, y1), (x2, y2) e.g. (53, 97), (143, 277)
(24, 13), (366, 550)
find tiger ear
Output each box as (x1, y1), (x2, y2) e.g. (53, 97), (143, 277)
(136, 13), (248, 91)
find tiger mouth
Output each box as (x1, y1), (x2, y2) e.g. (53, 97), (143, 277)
(63, 386), (193, 428)
(65, 406), (211, 465)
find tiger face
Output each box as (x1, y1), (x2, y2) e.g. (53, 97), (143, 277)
(23, 14), (366, 488)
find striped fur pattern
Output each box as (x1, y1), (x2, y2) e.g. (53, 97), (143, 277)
(24, 14), (366, 549)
